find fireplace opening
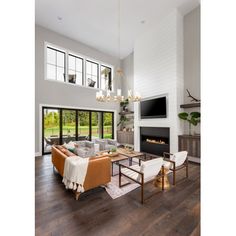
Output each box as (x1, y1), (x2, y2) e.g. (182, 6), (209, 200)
(140, 127), (170, 156)
(142, 135), (169, 145)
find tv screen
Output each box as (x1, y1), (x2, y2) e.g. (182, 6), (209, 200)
(141, 97), (167, 119)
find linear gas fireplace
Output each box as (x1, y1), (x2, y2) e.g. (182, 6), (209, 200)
(140, 127), (170, 156)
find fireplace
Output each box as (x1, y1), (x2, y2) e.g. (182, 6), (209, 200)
(140, 127), (170, 156)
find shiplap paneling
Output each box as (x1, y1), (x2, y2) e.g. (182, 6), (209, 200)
(133, 10), (184, 153)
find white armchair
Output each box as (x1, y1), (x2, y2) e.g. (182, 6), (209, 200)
(163, 151), (188, 185)
(119, 158), (164, 204)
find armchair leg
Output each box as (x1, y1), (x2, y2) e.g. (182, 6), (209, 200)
(141, 184), (144, 204)
(173, 170), (176, 185)
(141, 175), (144, 204)
(186, 160), (189, 178)
(119, 165), (121, 187)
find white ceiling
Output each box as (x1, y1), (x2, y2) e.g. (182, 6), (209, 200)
(35, 0), (200, 59)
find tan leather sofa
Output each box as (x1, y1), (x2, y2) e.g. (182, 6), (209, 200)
(51, 145), (111, 200)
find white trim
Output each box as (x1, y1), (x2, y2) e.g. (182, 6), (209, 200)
(44, 41), (114, 91)
(35, 152), (41, 157)
(44, 78), (116, 93)
(39, 103), (117, 155)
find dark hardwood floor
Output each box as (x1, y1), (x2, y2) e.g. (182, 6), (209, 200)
(35, 155), (200, 236)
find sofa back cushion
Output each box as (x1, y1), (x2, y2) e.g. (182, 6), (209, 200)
(95, 139), (106, 150)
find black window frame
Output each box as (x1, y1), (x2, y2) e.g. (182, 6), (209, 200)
(42, 106), (114, 155)
(85, 60), (99, 88)
(68, 53), (84, 86)
(46, 46), (66, 82)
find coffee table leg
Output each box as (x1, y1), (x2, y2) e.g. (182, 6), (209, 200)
(129, 157), (132, 166)
(112, 163), (114, 176)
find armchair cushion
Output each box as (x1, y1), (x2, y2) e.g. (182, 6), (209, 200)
(140, 158), (163, 182)
(121, 164), (141, 181)
(170, 151), (187, 167)
(121, 158), (163, 183)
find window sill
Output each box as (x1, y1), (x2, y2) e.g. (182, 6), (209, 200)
(45, 78), (114, 93)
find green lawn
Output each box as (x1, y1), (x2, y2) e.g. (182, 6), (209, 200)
(44, 125), (112, 137)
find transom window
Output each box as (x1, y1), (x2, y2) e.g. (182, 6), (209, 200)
(86, 60), (99, 88)
(46, 47), (65, 82)
(45, 43), (113, 91)
(68, 54), (83, 85)
(101, 65), (112, 90)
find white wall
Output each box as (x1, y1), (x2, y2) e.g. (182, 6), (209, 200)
(183, 6), (201, 134)
(35, 25), (120, 155)
(121, 52), (134, 112)
(133, 10), (184, 153)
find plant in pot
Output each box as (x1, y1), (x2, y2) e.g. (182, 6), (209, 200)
(120, 98), (129, 112)
(117, 115), (129, 130)
(178, 112), (200, 135)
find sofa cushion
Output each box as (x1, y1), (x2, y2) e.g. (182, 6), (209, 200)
(55, 145), (75, 157)
(95, 139), (106, 150)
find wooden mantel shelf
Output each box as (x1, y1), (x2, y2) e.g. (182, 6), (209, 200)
(180, 102), (200, 108)
(119, 111), (134, 115)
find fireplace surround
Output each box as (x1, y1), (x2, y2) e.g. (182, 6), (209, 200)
(140, 127), (170, 156)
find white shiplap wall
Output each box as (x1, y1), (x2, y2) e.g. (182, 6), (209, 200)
(133, 10), (184, 153)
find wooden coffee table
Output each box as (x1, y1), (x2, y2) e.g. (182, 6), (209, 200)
(117, 148), (146, 166)
(110, 154), (129, 176)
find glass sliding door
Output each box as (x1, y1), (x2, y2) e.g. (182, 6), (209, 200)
(103, 112), (113, 139)
(62, 109), (76, 143)
(43, 108), (60, 153)
(42, 107), (114, 154)
(91, 111), (102, 140)
(78, 111), (90, 140)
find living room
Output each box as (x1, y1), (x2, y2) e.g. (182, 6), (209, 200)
(1, 0), (236, 236)
(35, 0), (201, 234)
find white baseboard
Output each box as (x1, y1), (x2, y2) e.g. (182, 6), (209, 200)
(35, 152), (41, 157)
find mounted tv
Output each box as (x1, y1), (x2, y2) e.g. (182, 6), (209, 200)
(141, 96), (167, 119)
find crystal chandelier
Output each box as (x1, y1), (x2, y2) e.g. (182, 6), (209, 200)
(96, 0), (141, 103)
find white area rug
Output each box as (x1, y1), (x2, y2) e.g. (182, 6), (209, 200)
(104, 175), (140, 199)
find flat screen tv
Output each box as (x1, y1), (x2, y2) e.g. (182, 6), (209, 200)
(140, 96), (167, 119)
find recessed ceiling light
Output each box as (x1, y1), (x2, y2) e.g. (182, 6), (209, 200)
(140, 20), (146, 24)
(57, 16), (63, 21)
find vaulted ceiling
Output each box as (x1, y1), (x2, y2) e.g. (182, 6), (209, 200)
(35, 0), (200, 59)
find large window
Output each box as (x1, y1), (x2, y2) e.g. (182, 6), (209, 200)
(46, 47), (65, 81)
(103, 112), (113, 139)
(45, 43), (113, 90)
(101, 65), (112, 90)
(68, 54), (83, 85)
(62, 110), (76, 143)
(43, 108), (60, 153)
(91, 112), (102, 140)
(42, 107), (114, 154)
(78, 111), (90, 140)
(86, 60), (99, 88)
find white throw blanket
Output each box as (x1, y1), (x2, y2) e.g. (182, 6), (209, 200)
(62, 156), (89, 193)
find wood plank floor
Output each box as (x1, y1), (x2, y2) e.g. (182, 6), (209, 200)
(35, 155), (200, 236)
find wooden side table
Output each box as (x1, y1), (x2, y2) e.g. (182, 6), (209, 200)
(154, 168), (170, 189)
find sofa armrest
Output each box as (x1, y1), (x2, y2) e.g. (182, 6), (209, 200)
(107, 139), (117, 146)
(85, 141), (94, 148)
(84, 156), (111, 190)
